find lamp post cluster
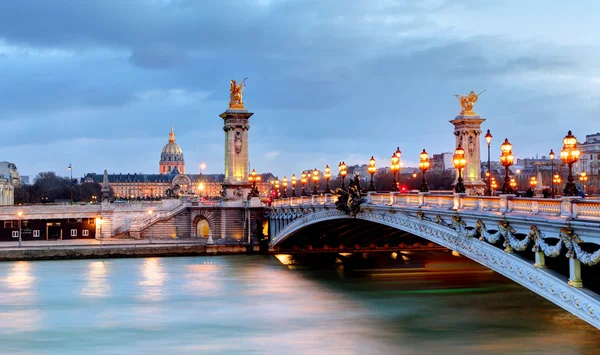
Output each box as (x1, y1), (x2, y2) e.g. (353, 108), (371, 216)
(485, 130), (493, 196)
(390, 148), (401, 191)
(453, 145), (467, 193)
(338, 162), (348, 190)
(499, 138), (515, 194)
(324, 165), (332, 193)
(580, 172), (588, 194)
(418, 149), (430, 193)
(368, 156), (377, 191)
(560, 130), (581, 196)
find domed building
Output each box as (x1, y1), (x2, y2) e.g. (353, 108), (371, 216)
(159, 125), (185, 174)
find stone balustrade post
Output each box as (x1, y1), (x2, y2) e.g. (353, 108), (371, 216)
(366, 192), (374, 204)
(531, 200), (539, 215)
(389, 192), (396, 205)
(325, 193), (333, 204)
(560, 196), (581, 218)
(418, 192), (428, 207)
(453, 193), (466, 210)
(568, 257), (583, 288)
(499, 194), (515, 213)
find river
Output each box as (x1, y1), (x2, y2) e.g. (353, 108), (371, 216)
(0, 255), (598, 354)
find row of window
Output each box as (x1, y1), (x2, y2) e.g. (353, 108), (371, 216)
(12, 229), (90, 238)
(4, 219), (94, 228)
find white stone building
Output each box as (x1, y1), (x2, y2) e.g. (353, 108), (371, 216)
(0, 161), (20, 205)
(577, 133), (600, 175)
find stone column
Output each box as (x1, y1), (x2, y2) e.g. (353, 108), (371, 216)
(450, 115), (486, 194)
(220, 109), (253, 199)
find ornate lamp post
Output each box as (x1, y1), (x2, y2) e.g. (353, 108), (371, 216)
(529, 176), (537, 189)
(68, 163), (73, 205)
(291, 174), (297, 197)
(324, 165), (332, 193)
(300, 172), (307, 196)
(560, 130), (581, 196)
(553, 174), (561, 196)
(390, 150), (400, 191)
(282, 176), (288, 198)
(418, 149), (430, 192)
(368, 156), (377, 191)
(17, 211), (23, 248)
(312, 168), (319, 195)
(510, 177), (517, 191)
(580, 172), (588, 194)
(549, 149), (555, 198)
(274, 178), (280, 199)
(491, 177), (497, 194)
(248, 169), (256, 197)
(147, 209), (154, 244)
(96, 216), (103, 247)
(453, 145), (467, 193)
(499, 138), (515, 194)
(338, 162), (348, 190)
(485, 130), (493, 196)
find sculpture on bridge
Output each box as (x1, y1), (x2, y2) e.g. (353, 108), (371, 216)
(336, 174), (363, 218)
(229, 78), (247, 110)
(454, 90), (485, 116)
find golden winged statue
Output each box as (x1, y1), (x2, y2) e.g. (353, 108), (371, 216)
(229, 78), (248, 109)
(454, 90), (485, 116)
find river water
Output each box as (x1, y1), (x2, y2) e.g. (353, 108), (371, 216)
(0, 255), (598, 354)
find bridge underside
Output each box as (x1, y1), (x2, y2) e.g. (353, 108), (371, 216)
(272, 219), (443, 253)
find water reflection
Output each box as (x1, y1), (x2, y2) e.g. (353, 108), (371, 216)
(184, 261), (222, 296)
(0, 261), (41, 333)
(81, 261), (110, 297)
(138, 258), (165, 302)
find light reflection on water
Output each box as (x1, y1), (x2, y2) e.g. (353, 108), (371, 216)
(0, 256), (597, 354)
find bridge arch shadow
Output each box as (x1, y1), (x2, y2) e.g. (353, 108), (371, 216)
(270, 209), (600, 329)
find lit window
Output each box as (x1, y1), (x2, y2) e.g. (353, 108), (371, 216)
(82, 230), (89, 237)
(33, 230), (40, 238)
(11, 231), (18, 238)
(71, 229), (77, 237)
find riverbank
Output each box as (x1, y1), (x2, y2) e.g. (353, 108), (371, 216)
(0, 240), (260, 261)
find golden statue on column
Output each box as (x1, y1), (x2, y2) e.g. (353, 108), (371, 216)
(229, 77), (248, 110)
(454, 90), (485, 116)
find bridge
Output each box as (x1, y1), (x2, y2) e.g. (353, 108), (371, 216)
(268, 192), (600, 329)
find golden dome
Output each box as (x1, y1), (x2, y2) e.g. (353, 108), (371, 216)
(160, 125), (184, 159)
(162, 142), (183, 155)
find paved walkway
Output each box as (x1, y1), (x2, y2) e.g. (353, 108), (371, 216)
(0, 238), (212, 250)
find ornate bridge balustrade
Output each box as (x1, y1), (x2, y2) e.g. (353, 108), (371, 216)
(269, 192), (600, 329)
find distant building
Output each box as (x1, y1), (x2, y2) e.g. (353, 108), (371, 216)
(577, 132), (600, 175)
(431, 152), (453, 172)
(0, 161), (20, 205)
(83, 127), (272, 199)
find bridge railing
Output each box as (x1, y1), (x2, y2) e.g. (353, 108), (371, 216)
(272, 192), (600, 221)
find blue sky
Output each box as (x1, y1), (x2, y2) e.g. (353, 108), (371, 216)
(0, 0), (598, 178)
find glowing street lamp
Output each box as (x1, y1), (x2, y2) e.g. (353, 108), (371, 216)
(549, 149), (556, 198)
(300, 172), (307, 196)
(147, 209), (154, 244)
(510, 177), (517, 190)
(580, 171), (588, 194)
(529, 176), (537, 189)
(312, 168), (319, 195)
(324, 165), (332, 193)
(274, 178), (280, 199)
(282, 176), (288, 198)
(368, 156), (377, 191)
(390, 149), (401, 191)
(291, 174), (297, 197)
(560, 130), (581, 196)
(68, 163), (73, 205)
(499, 138), (515, 194)
(485, 130), (493, 196)
(553, 174), (561, 196)
(96, 216), (103, 247)
(17, 211), (23, 248)
(491, 177), (498, 194)
(453, 145), (467, 193)
(338, 162), (348, 190)
(418, 149), (430, 192)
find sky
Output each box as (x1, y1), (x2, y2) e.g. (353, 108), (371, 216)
(1, 0), (599, 179)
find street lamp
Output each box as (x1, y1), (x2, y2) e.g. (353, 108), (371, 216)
(68, 163), (73, 205)
(553, 174), (561, 196)
(485, 129), (493, 196)
(248, 169), (260, 198)
(17, 211), (23, 248)
(274, 178), (280, 199)
(368, 156), (377, 191)
(510, 177), (517, 190)
(419, 149), (430, 192)
(499, 138), (515, 194)
(324, 165), (332, 193)
(300, 172), (307, 196)
(282, 176), (288, 198)
(96, 216), (103, 247)
(491, 177), (498, 194)
(560, 130), (581, 196)
(338, 162), (347, 190)
(549, 149), (556, 198)
(529, 176), (537, 189)
(312, 168), (319, 195)
(453, 145), (467, 193)
(147, 209), (154, 244)
(291, 174), (297, 197)
(580, 172), (588, 194)
(390, 149), (400, 191)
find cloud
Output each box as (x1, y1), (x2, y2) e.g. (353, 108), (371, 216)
(129, 43), (189, 69)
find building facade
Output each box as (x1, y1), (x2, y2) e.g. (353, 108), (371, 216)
(577, 133), (600, 176)
(0, 161), (20, 205)
(83, 126), (273, 200)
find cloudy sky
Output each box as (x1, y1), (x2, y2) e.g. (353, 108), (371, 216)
(0, 0), (598, 179)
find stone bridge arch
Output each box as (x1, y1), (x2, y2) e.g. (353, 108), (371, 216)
(270, 209), (600, 329)
(192, 210), (216, 239)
